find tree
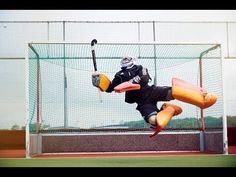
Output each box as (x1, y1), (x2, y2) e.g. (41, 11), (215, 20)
(11, 124), (20, 130)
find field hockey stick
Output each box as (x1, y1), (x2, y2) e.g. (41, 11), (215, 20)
(91, 39), (102, 103)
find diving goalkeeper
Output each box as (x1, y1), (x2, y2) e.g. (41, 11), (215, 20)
(92, 56), (217, 137)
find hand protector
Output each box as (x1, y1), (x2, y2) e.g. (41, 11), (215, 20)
(92, 73), (111, 92)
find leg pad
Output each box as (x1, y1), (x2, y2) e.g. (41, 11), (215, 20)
(156, 103), (182, 129)
(172, 77), (217, 109)
(149, 103), (182, 138)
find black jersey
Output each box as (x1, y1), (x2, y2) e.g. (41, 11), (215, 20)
(106, 65), (152, 104)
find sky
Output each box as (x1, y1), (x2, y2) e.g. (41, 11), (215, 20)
(0, 10), (236, 129)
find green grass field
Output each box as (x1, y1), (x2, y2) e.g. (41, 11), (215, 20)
(0, 155), (236, 167)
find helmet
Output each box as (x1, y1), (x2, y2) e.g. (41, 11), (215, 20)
(120, 56), (137, 69)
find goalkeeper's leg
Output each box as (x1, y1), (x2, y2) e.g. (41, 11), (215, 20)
(147, 103), (182, 137)
(171, 77), (217, 109)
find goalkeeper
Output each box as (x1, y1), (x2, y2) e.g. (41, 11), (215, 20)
(92, 56), (217, 137)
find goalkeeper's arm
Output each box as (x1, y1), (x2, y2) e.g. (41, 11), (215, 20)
(131, 67), (151, 86)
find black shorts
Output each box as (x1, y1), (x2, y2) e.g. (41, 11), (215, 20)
(136, 85), (173, 123)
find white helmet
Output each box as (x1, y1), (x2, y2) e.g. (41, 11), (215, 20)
(120, 56), (137, 69)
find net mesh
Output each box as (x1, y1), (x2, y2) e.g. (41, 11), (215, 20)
(27, 43), (222, 133)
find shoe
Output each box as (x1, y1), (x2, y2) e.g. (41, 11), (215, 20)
(149, 125), (162, 138)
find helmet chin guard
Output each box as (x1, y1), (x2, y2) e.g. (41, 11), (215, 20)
(120, 56), (137, 69)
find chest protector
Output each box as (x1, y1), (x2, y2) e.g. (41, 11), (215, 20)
(115, 65), (151, 103)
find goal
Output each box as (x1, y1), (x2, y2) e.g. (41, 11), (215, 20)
(25, 42), (227, 157)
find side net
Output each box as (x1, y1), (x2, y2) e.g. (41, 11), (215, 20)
(27, 43), (223, 133)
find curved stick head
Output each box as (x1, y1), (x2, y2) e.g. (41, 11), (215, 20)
(91, 39), (97, 46)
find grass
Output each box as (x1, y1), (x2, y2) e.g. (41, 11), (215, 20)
(0, 155), (236, 167)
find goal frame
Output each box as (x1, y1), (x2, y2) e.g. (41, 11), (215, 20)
(25, 41), (228, 158)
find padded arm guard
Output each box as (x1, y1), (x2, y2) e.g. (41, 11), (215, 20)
(92, 73), (111, 92)
(114, 81), (140, 93)
(172, 77), (217, 109)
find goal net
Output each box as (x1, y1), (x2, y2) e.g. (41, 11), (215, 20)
(26, 42), (223, 134)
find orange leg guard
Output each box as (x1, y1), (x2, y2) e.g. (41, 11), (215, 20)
(149, 103), (182, 138)
(172, 77), (217, 109)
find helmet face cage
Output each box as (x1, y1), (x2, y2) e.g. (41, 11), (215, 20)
(120, 56), (136, 69)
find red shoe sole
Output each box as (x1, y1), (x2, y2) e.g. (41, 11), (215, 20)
(149, 126), (162, 138)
